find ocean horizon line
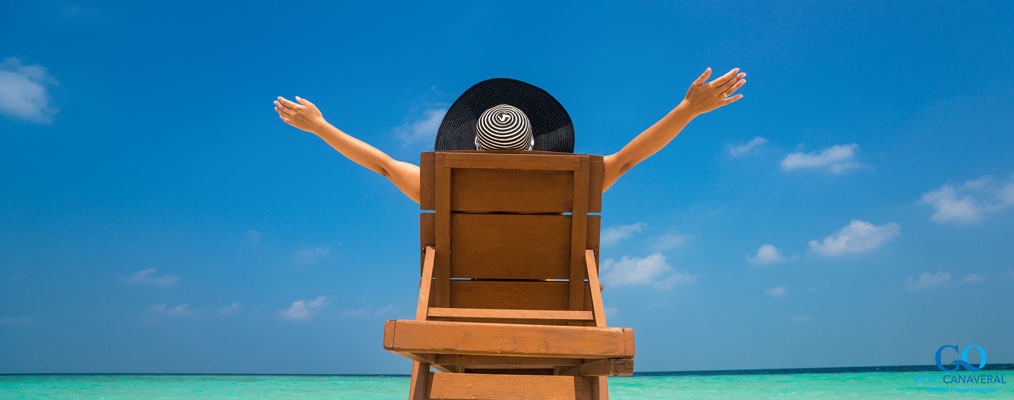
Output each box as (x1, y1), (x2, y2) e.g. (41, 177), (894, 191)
(4, 363), (1012, 378)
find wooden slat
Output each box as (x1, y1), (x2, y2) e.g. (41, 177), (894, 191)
(383, 318), (396, 350)
(434, 154), (451, 307)
(425, 317), (586, 326)
(431, 150), (577, 156)
(462, 368), (554, 375)
(408, 361), (430, 400)
(560, 359), (633, 377)
(434, 355), (581, 369)
(396, 354), (459, 373)
(587, 215), (600, 270)
(420, 152), (436, 210)
(420, 213), (434, 274)
(394, 351), (436, 364)
(569, 158), (589, 312)
(451, 168), (574, 212)
(429, 372), (593, 400)
(623, 328), (636, 358)
(442, 152), (582, 170)
(585, 250), (606, 327)
(387, 322), (446, 372)
(428, 308), (593, 321)
(450, 214), (571, 279)
(588, 156), (604, 213)
(586, 215), (600, 252)
(416, 246), (436, 319)
(593, 377), (609, 400)
(450, 280), (594, 313)
(384, 320), (634, 359)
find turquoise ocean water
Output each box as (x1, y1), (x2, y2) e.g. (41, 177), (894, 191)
(3, 366), (1012, 399)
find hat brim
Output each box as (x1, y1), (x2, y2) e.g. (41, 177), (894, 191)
(435, 78), (574, 153)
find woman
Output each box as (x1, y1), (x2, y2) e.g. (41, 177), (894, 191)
(273, 67), (746, 203)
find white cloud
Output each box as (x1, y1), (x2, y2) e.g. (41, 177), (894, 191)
(295, 246), (330, 263)
(393, 108), (447, 145)
(220, 302), (243, 315)
(764, 285), (787, 297)
(920, 175), (1014, 224)
(0, 57), (58, 123)
(601, 222), (646, 246)
(728, 137), (768, 157)
(125, 268), (180, 288)
(962, 273), (984, 283)
(282, 296), (328, 320)
(653, 233), (689, 251)
(905, 272), (951, 291)
(747, 244), (786, 265)
(601, 252), (695, 290)
(791, 315), (810, 323)
(922, 186), (978, 223)
(604, 307), (619, 318)
(780, 144), (863, 173)
(809, 220), (899, 257)
(149, 303), (191, 317)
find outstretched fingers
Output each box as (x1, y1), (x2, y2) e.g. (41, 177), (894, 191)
(277, 96), (302, 110)
(709, 68), (740, 90)
(274, 101), (293, 116)
(276, 107), (294, 123)
(692, 68), (712, 87)
(720, 94), (744, 106)
(723, 78), (746, 97)
(294, 96), (315, 107)
(718, 73), (746, 94)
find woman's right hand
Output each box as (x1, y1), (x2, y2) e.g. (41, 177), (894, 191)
(274, 96), (326, 134)
(680, 67), (746, 116)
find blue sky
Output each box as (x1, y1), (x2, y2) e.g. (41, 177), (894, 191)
(1, 1), (1012, 374)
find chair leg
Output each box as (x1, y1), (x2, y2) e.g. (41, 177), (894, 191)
(409, 361), (431, 400)
(592, 376), (608, 400)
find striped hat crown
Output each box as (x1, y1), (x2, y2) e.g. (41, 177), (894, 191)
(474, 104), (534, 151)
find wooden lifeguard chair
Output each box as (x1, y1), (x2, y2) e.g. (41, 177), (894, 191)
(383, 151), (635, 399)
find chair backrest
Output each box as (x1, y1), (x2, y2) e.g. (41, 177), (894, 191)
(419, 151), (604, 325)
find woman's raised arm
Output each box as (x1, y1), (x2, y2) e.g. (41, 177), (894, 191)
(602, 67), (746, 192)
(274, 96), (421, 203)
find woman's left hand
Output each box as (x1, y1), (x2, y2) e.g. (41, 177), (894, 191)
(681, 67), (746, 116)
(274, 96), (327, 134)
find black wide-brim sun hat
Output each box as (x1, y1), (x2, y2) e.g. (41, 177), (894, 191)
(435, 78), (574, 152)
